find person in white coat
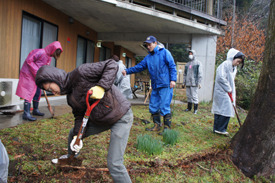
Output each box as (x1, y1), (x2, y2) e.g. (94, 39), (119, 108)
(212, 48), (245, 135)
(110, 55), (133, 99)
(182, 50), (203, 114)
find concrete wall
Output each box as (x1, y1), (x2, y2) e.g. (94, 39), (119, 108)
(191, 35), (217, 102)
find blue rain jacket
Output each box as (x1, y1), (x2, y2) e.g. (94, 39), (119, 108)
(126, 45), (177, 89)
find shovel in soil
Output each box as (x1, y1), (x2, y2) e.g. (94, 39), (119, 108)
(43, 90), (54, 118)
(56, 90), (100, 166)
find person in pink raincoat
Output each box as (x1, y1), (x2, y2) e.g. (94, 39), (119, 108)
(16, 41), (63, 121)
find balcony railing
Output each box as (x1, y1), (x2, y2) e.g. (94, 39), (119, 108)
(166, 0), (222, 19)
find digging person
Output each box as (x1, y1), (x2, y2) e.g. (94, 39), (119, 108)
(35, 59), (133, 183)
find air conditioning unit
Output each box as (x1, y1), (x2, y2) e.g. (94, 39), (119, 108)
(0, 79), (21, 111)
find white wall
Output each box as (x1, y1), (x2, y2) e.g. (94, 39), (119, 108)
(191, 35), (217, 102)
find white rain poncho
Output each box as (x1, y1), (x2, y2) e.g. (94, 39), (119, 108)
(211, 48), (240, 117)
(114, 60), (133, 99)
(0, 139), (9, 183)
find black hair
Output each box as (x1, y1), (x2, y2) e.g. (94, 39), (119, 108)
(233, 51), (245, 69)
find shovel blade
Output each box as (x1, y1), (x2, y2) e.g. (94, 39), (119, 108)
(56, 155), (82, 166)
(48, 106), (54, 117)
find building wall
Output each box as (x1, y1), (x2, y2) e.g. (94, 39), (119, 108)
(191, 34), (217, 102)
(0, 0), (136, 79)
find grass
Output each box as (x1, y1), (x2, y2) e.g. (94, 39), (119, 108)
(0, 93), (260, 182)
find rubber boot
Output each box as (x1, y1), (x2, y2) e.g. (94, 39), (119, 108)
(32, 101), (45, 116)
(146, 113), (161, 131)
(194, 104), (198, 114)
(184, 102), (192, 112)
(159, 113), (172, 135)
(23, 102), (36, 121)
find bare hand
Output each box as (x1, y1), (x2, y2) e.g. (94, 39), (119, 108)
(122, 70), (127, 76)
(170, 81), (176, 88)
(199, 84), (201, 89)
(182, 84), (185, 88)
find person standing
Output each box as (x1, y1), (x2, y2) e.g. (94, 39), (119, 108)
(182, 50), (203, 114)
(110, 55), (133, 99)
(16, 41), (63, 121)
(122, 36), (177, 133)
(212, 48), (245, 135)
(36, 59), (133, 183)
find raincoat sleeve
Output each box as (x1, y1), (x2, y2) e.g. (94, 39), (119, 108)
(81, 60), (118, 91)
(26, 50), (43, 77)
(216, 63), (232, 93)
(183, 64), (187, 85)
(125, 58), (147, 74)
(165, 50), (177, 82)
(198, 61), (203, 84)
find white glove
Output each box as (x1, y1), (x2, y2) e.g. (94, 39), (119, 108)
(199, 84), (201, 89)
(70, 136), (83, 153)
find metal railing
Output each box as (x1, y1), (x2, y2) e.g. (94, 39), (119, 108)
(166, 0), (223, 19)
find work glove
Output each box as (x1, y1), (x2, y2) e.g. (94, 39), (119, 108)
(182, 84), (185, 88)
(228, 92), (233, 102)
(89, 86), (105, 99)
(70, 136), (83, 153)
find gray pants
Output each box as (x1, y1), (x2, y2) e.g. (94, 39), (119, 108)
(68, 109), (133, 183)
(186, 86), (199, 104)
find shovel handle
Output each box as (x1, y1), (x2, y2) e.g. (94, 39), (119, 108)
(75, 90), (100, 145)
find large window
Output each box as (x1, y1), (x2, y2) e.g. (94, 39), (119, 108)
(99, 46), (111, 61)
(76, 36), (95, 67)
(20, 12), (58, 69)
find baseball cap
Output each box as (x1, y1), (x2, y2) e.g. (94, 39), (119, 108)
(144, 36), (157, 44)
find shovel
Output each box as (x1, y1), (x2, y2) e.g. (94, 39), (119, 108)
(57, 90), (100, 166)
(228, 93), (242, 128)
(43, 90), (54, 117)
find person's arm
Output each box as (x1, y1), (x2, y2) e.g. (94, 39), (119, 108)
(125, 58), (148, 75)
(198, 61), (203, 88)
(216, 62), (232, 93)
(81, 60), (118, 91)
(26, 50), (43, 77)
(165, 50), (177, 82)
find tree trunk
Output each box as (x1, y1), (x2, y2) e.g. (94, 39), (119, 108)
(231, 0), (275, 179)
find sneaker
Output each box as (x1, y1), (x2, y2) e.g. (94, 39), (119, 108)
(51, 154), (69, 164)
(214, 130), (229, 136)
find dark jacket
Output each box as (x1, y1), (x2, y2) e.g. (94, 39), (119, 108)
(36, 59), (131, 135)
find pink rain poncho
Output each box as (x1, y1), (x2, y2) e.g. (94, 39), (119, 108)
(16, 41), (63, 102)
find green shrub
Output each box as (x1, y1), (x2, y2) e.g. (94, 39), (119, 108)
(235, 60), (262, 109)
(136, 134), (163, 155)
(162, 129), (179, 145)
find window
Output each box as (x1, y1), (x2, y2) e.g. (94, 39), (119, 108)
(126, 57), (132, 68)
(76, 36), (95, 67)
(20, 12), (58, 69)
(99, 46), (111, 61)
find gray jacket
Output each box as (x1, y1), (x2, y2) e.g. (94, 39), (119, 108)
(183, 50), (203, 86)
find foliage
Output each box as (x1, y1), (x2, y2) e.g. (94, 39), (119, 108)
(136, 134), (163, 155)
(217, 15), (265, 62)
(167, 43), (190, 63)
(235, 60), (262, 109)
(162, 129), (179, 146)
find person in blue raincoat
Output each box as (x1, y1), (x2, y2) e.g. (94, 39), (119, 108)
(122, 36), (177, 132)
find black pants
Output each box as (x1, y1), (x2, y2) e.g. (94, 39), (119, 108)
(213, 114), (230, 132)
